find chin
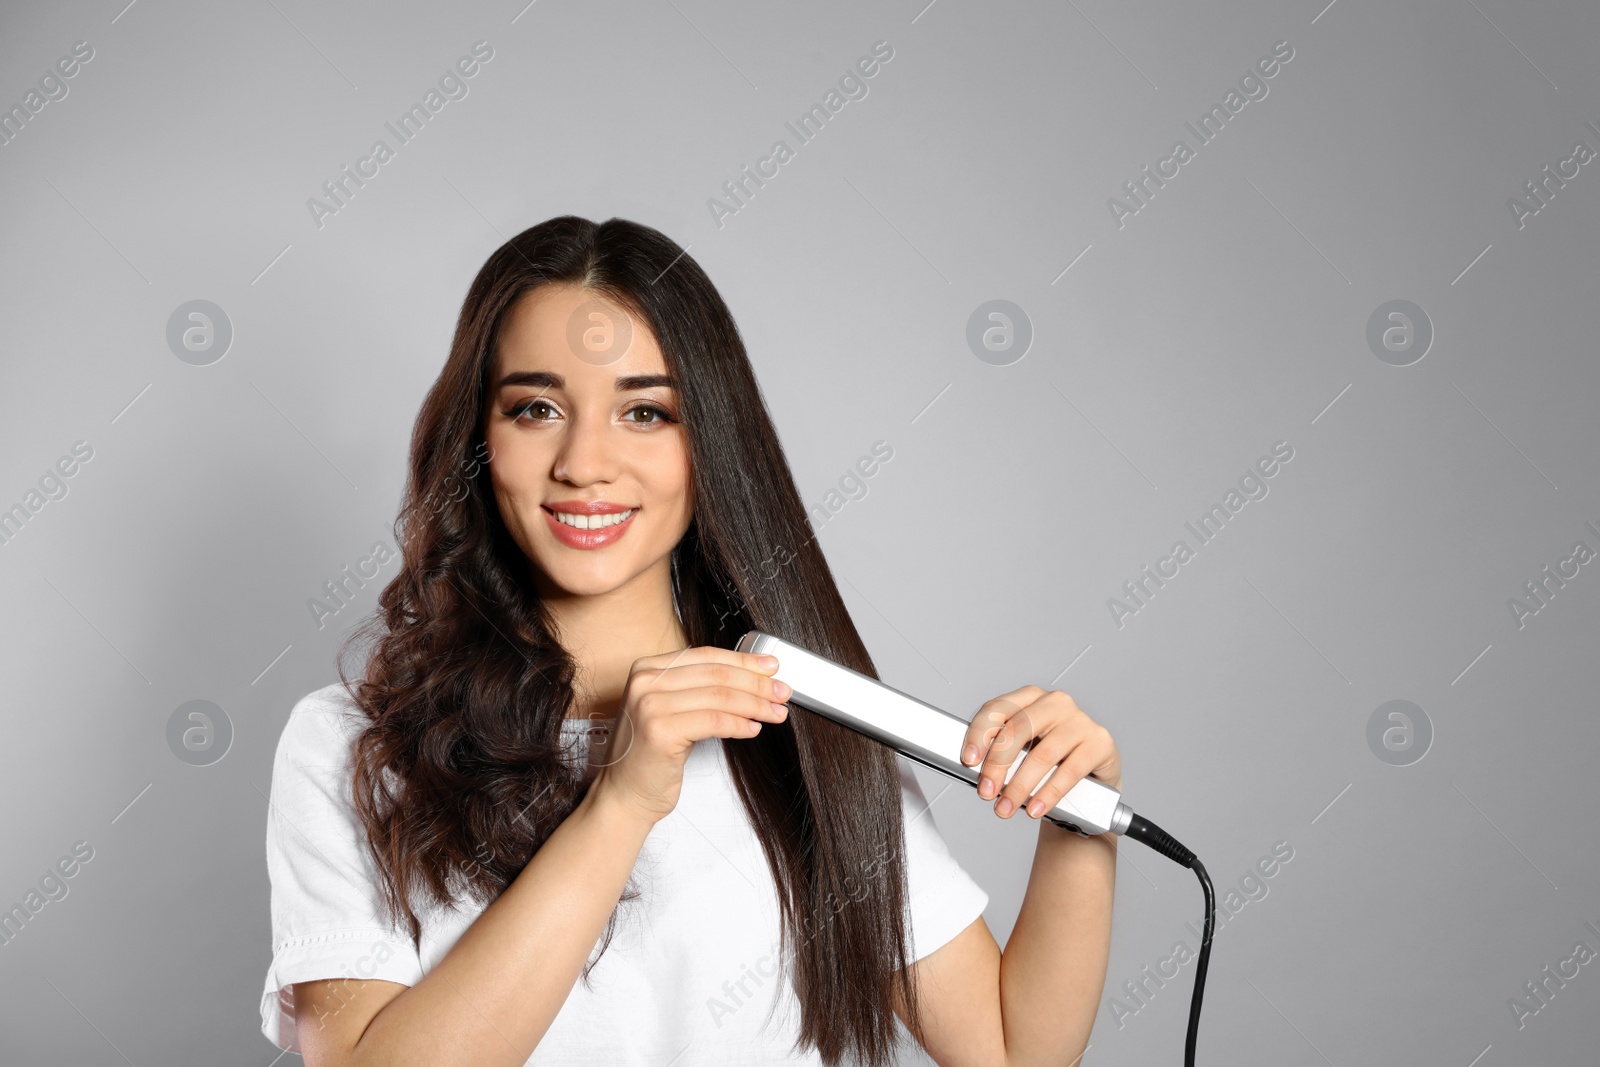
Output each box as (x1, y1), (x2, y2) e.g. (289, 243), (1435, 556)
(537, 557), (643, 596)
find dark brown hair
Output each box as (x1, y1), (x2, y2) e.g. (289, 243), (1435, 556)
(336, 216), (923, 1065)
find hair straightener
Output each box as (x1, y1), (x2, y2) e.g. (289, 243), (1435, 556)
(736, 630), (1216, 1067)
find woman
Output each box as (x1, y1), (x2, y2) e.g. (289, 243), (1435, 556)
(260, 216), (1121, 1066)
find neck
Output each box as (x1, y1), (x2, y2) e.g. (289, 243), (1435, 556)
(541, 556), (688, 720)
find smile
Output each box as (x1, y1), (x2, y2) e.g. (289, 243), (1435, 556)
(552, 508), (636, 529)
(541, 505), (638, 549)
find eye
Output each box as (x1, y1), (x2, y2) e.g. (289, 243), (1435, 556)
(623, 402), (678, 426)
(503, 397), (557, 423)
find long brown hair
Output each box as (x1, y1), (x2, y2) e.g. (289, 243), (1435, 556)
(336, 216), (924, 1064)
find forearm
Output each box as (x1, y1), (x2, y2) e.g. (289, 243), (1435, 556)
(350, 786), (655, 1067)
(997, 822), (1117, 1067)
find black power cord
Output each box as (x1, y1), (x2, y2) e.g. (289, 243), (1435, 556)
(1121, 814), (1214, 1067)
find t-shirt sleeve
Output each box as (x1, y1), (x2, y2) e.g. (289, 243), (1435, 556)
(260, 685), (426, 1053)
(898, 760), (989, 964)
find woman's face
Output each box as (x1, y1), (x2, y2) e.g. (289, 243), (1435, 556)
(483, 283), (694, 600)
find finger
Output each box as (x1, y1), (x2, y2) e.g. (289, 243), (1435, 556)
(960, 688), (1041, 768)
(607, 694), (788, 766)
(605, 654), (789, 769)
(973, 701), (1042, 801)
(634, 645), (781, 681)
(1016, 722), (1116, 818)
(635, 659), (792, 705)
(678, 704), (788, 743)
(1019, 745), (1104, 820)
(993, 728), (1082, 818)
(640, 681), (791, 727)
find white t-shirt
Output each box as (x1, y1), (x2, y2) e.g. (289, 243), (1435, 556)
(260, 682), (989, 1064)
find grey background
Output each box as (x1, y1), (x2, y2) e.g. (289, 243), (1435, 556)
(2, 0), (1597, 1063)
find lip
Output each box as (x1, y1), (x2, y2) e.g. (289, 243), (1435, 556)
(542, 502), (637, 549)
(544, 500), (634, 514)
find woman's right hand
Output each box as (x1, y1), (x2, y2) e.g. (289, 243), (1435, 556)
(588, 646), (792, 826)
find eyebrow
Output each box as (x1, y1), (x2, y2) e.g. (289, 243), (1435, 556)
(493, 370), (677, 392)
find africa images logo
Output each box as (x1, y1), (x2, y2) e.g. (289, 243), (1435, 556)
(706, 40), (895, 229)
(1106, 40), (1295, 229)
(1107, 441), (1295, 629)
(305, 41), (495, 229)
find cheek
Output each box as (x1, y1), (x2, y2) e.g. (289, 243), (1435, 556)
(485, 427), (547, 484)
(484, 449), (545, 525)
(486, 476), (523, 536)
(481, 426), (516, 484)
(663, 442), (695, 513)
(633, 443), (694, 530)
(634, 434), (690, 484)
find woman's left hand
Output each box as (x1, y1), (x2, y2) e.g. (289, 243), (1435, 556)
(959, 686), (1122, 819)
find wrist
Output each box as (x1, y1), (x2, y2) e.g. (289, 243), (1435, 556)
(579, 780), (661, 840)
(1092, 771), (1122, 793)
(1041, 820), (1119, 852)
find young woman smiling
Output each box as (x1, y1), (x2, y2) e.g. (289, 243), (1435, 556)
(260, 216), (1122, 1067)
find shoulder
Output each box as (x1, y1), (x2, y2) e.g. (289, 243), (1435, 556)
(274, 683), (367, 766)
(264, 684), (384, 868)
(268, 683), (373, 808)
(894, 758), (980, 878)
(893, 758), (990, 962)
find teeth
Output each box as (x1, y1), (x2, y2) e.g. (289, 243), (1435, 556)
(554, 508), (635, 530)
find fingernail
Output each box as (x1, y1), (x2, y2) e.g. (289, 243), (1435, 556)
(978, 776), (993, 799)
(774, 680), (792, 699)
(962, 743), (978, 766)
(1026, 799), (1043, 817)
(996, 797), (1014, 817)
(761, 655), (779, 668)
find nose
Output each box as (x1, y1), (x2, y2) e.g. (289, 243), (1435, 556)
(549, 405), (620, 486)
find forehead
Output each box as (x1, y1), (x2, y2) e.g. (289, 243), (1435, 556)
(494, 283), (665, 379)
